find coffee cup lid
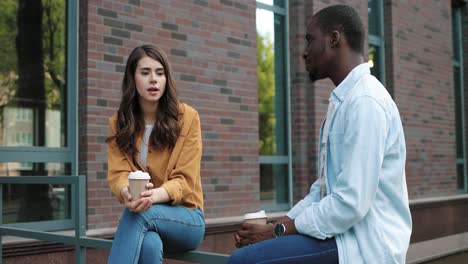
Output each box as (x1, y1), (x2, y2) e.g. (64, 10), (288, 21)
(243, 210), (267, 220)
(128, 170), (150, 180)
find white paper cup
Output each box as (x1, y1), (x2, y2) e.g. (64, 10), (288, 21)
(243, 210), (267, 225)
(128, 170), (150, 198)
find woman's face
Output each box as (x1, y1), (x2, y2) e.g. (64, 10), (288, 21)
(134, 55), (167, 105)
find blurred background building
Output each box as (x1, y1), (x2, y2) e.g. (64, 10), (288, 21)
(0, 0), (467, 263)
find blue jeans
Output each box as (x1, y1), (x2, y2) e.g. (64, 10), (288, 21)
(108, 204), (205, 264)
(228, 235), (338, 264)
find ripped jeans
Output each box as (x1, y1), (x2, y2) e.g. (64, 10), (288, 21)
(108, 204), (205, 264)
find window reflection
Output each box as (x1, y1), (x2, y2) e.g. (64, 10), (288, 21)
(0, 0), (67, 148)
(368, 0), (380, 35)
(368, 45), (381, 80)
(367, 0), (385, 84)
(260, 163), (289, 209)
(0, 0), (70, 225)
(1, 162), (71, 224)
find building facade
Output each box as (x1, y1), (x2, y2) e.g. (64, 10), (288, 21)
(1, 0), (468, 262)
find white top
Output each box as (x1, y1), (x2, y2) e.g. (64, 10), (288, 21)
(138, 125), (153, 169)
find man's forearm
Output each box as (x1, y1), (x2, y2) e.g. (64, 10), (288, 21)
(283, 218), (298, 235)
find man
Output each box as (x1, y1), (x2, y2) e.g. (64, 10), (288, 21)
(228, 4), (412, 264)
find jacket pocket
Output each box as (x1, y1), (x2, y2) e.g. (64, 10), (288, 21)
(327, 132), (344, 172)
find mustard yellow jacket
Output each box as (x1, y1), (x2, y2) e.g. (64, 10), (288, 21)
(107, 103), (203, 211)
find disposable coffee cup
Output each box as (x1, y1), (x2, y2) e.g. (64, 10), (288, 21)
(128, 170), (150, 198)
(243, 210), (267, 225)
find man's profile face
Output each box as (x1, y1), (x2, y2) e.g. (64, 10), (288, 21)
(303, 17), (329, 82)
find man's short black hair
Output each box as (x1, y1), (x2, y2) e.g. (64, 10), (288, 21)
(314, 4), (365, 54)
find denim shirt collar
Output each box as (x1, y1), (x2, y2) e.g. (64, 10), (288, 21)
(330, 63), (370, 103)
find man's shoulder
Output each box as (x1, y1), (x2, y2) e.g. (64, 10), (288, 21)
(346, 76), (393, 106)
(355, 75), (387, 96)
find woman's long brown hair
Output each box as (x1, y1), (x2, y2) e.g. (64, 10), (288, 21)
(107, 45), (180, 157)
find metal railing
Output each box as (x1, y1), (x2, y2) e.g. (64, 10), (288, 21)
(0, 176), (228, 263)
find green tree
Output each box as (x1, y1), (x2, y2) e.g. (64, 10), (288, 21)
(0, 0), (18, 107)
(257, 33), (276, 156)
(43, 0), (66, 109)
(0, 0), (64, 110)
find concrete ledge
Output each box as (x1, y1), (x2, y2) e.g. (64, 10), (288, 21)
(407, 231), (468, 264)
(410, 194), (468, 208)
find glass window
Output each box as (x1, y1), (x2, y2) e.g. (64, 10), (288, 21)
(257, 0), (291, 211)
(368, 0), (380, 36)
(368, 45), (382, 80)
(0, 0), (67, 148)
(452, 5), (467, 192)
(260, 164), (289, 208)
(368, 0), (385, 84)
(1, 162), (71, 224)
(0, 0), (77, 229)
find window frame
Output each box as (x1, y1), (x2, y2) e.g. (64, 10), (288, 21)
(0, 0), (79, 231)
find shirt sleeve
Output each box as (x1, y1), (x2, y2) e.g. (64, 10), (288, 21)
(287, 180), (320, 219)
(106, 117), (132, 203)
(295, 96), (388, 239)
(161, 112), (202, 205)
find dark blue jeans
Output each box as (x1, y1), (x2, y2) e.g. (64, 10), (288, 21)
(108, 204), (205, 264)
(228, 235), (338, 264)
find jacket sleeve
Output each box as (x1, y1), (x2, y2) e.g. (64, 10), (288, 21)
(295, 96), (388, 239)
(107, 117), (132, 203)
(161, 112), (202, 205)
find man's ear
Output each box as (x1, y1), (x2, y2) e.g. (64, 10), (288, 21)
(330, 30), (340, 48)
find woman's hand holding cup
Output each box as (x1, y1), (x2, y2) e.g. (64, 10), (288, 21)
(124, 171), (153, 212)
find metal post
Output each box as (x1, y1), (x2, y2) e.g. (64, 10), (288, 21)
(74, 177), (86, 264)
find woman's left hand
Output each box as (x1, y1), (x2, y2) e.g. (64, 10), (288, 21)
(121, 186), (152, 213)
(130, 182), (154, 212)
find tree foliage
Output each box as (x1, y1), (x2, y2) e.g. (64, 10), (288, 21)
(257, 33), (276, 155)
(0, 0), (18, 106)
(43, 0), (66, 109)
(0, 0), (65, 109)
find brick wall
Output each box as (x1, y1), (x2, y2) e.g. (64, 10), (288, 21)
(289, 0), (316, 203)
(387, 0), (457, 197)
(79, 0), (461, 230)
(79, 0), (259, 228)
(4, 1), (467, 263)
(288, 0), (460, 202)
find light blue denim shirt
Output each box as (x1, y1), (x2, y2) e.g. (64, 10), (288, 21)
(287, 63), (412, 264)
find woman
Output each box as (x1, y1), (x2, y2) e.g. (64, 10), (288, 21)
(106, 45), (204, 264)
